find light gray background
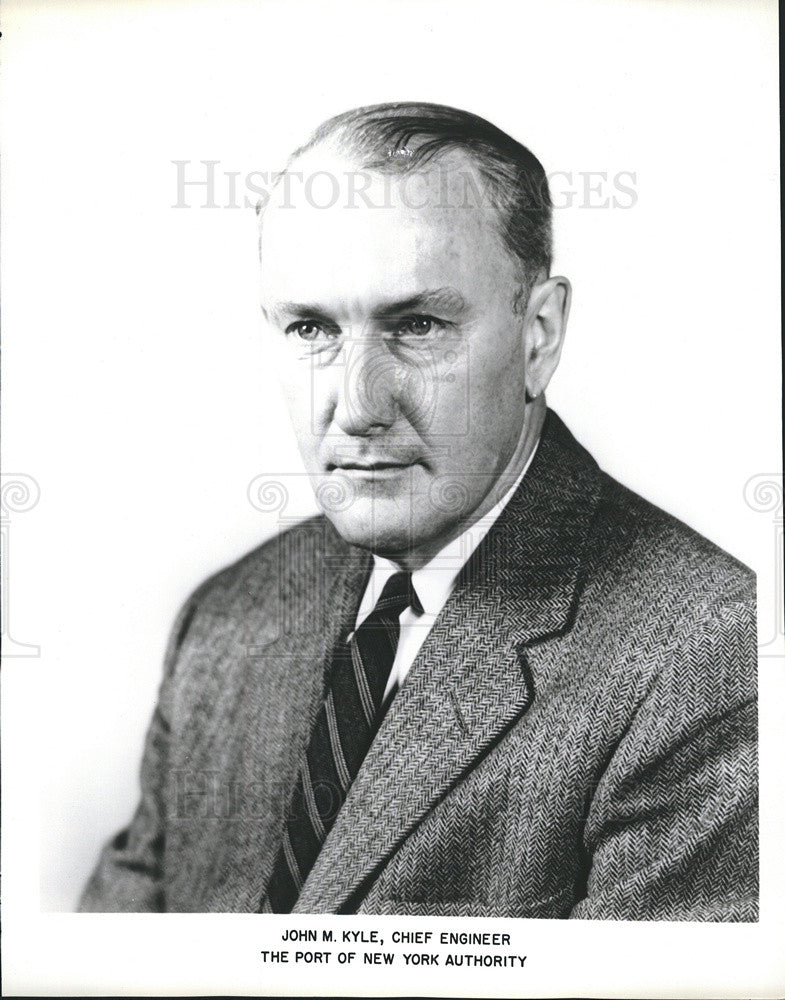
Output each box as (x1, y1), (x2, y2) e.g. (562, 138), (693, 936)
(1, 0), (782, 995)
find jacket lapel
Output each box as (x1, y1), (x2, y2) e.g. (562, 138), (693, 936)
(211, 520), (371, 911)
(294, 411), (602, 913)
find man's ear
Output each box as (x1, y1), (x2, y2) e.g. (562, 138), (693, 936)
(522, 274), (571, 399)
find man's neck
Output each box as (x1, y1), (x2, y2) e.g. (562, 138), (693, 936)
(383, 396), (546, 572)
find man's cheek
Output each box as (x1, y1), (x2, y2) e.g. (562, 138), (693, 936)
(298, 434), (323, 473)
(422, 350), (472, 443)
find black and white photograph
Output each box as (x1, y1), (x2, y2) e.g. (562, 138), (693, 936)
(1, 0), (782, 996)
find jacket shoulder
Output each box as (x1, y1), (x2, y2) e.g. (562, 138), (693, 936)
(593, 470), (755, 609)
(541, 409), (754, 612)
(185, 514), (342, 614)
(163, 514), (345, 662)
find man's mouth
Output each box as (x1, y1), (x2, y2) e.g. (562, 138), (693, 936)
(326, 460), (421, 477)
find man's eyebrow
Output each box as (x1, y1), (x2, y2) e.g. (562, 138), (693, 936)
(263, 302), (338, 324)
(372, 287), (469, 317)
(263, 287), (470, 324)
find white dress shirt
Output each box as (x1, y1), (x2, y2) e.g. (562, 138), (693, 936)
(352, 442), (540, 701)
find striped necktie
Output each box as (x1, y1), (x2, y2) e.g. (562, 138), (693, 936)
(262, 570), (420, 913)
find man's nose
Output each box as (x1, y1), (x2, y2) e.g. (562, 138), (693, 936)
(332, 337), (398, 435)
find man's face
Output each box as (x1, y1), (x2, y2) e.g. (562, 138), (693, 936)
(260, 148), (533, 562)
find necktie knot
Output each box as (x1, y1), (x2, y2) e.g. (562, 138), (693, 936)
(369, 570), (422, 621)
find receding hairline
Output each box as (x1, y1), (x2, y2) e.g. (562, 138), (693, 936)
(262, 141), (499, 213)
(259, 101), (553, 306)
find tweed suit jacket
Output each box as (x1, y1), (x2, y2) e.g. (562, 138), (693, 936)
(80, 410), (758, 920)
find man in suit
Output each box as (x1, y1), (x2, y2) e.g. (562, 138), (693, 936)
(80, 103), (757, 919)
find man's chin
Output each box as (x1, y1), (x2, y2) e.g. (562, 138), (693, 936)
(322, 504), (425, 558)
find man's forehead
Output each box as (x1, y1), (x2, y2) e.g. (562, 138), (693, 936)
(267, 142), (490, 209)
(260, 145), (499, 253)
(259, 146), (510, 303)
(260, 248), (475, 318)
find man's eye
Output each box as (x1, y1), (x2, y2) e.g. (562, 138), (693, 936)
(285, 320), (337, 342)
(394, 315), (443, 337)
